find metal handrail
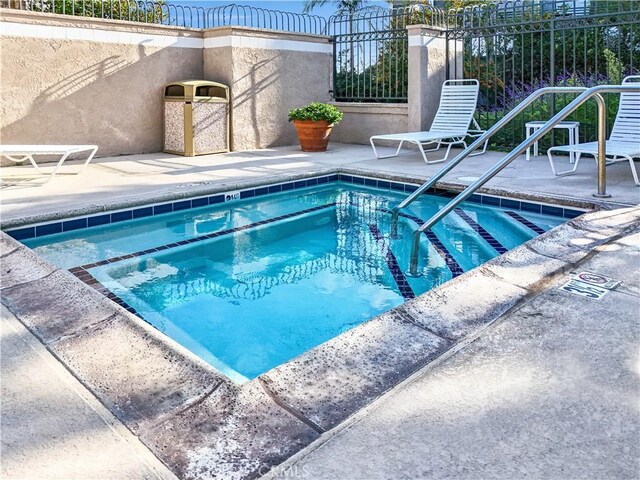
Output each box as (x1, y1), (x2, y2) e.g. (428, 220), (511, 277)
(401, 83), (640, 276)
(390, 85), (587, 237)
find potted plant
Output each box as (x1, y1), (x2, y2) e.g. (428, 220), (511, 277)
(288, 102), (343, 152)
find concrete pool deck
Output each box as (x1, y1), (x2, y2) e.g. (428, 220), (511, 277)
(1, 144), (639, 479)
(1, 143), (639, 227)
(272, 227), (640, 480)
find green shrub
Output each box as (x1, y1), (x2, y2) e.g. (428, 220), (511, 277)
(288, 102), (344, 125)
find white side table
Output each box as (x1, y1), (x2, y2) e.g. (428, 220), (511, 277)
(525, 121), (580, 162)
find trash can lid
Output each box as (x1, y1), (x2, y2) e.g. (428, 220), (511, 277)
(164, 80), (229, 101)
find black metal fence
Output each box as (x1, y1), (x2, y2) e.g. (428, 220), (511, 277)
(445, 0), (640, 149)
(328, 5), (443, 102)
(2, 1), (328, 32)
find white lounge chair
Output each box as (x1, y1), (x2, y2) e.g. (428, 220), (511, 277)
(370, 79), (486, 164)
(547, 75), (640, 186)
(0, 144), (98, 182)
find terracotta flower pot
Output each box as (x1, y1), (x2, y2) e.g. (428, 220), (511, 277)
(292, 120), (334, 152)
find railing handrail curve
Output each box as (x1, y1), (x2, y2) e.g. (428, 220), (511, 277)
(401, 83), (640, 276)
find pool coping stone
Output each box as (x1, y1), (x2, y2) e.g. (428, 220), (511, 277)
(1, 167), (609, 232)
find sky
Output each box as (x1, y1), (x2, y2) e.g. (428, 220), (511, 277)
(174, 1), (390, 18)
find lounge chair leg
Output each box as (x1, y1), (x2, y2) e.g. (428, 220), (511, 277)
(623, 155), (640, 186)
(78, 146), (98, 173)
(5, 154), (42, 171)
(49, 152), (72, 178)
(417, 142), (430, 164)
(370, 137), (404, 159)
(548, 148), (582, 176)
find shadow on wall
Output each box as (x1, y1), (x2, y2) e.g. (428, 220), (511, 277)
(229, 54), (283, 151)
(0, 38), (202, 158)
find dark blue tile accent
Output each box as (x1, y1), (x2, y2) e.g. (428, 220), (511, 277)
(368, 224), (415, 300)
(74, 202), (337, 270)
(404, 184), (418, 193)
(482, 196), (500, 206)
(63, 218), (87, 232)
(268, 184), (283, 193)
(563, 208), (583, 219)
(505, 211), (546, 235)
(36, 223), (62, 236)
(240, 189), (255, 199)
(454, 208), (508, 254)
(88, 214), (111, 227)
(208, 195), (224, 204)
(111, 211), (133, 223)
(501, 199), (521, 210)
(306, 178), (319, 186)
(70, 268), (143, 320)
(281, 182), (294, 191)
(317, 176), (329, 185)
(7, 227), (35, 241)
(468, 194), (482, 204)
(389, 209), (465, 278)
(191, 197), (208, 208)
(364, 178), (377, 187)
(390, 182), (405, 192)
(377, 180), (391, 189)
(294, 180), (307, 189)
(520, 202), (542, 214)
(153, 204), (172, 215)
(327, 174), (339, 182)
(255, 187), (269, 197)
(351, 176), (365, 185)
(541, 205), (563, 217)
(339, 174), (353, 183)
(132, 207), (154, 218)
(173, 200), (192, 211)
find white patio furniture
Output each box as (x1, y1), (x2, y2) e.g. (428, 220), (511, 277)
(370, 79), (486, 164)
(525, 120), (580, 162)
(0, 145), (98, 183)
(547, 75), (640, 186)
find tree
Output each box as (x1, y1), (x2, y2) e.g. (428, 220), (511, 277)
(303, 0), (371, 15)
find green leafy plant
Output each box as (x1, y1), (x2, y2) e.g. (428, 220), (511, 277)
(288, 102), (344, 125)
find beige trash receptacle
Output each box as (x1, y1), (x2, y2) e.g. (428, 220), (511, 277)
(163, 80), (230, 156)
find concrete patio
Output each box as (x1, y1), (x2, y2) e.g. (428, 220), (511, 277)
(1, 143), (638, 227)
(272, 226), (640, 480)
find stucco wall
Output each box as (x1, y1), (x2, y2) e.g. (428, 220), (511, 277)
(0, 11), (203, 157)
(204, 27), (332, 151)
(330, 103), (409, 145)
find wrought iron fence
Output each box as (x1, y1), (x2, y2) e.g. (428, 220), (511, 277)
(0, 1), (327, 32)
(327, 5), (444, 102)
(445, 0), (640, 149)
(204, 3), (326, 33)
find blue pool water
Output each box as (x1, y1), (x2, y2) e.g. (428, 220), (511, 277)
(23, 182), (565, 381)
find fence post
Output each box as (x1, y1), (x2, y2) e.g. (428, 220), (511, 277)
(407, 25), (454, 131)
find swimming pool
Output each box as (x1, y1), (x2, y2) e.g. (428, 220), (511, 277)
(18, 177), (570, 382)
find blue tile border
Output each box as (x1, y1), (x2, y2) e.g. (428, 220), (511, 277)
(4, 173), (587, 241)
(454, 208), (508, 255)
(395, 211), (465, 278)
(505, 211), (547, 235)
(368, 224), (415, 300)
(73, 203), (337, 271)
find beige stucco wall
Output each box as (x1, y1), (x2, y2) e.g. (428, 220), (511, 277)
(330, 103), (408, 145)
(204, 27), (332, 151)
(0, 11), (203, 157)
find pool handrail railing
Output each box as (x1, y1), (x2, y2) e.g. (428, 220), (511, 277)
(393, 81), (640, 276)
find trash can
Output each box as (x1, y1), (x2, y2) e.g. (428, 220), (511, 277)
(163, 80), (230, 156)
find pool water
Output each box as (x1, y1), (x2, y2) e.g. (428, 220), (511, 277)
(24, 183), (565, 381)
